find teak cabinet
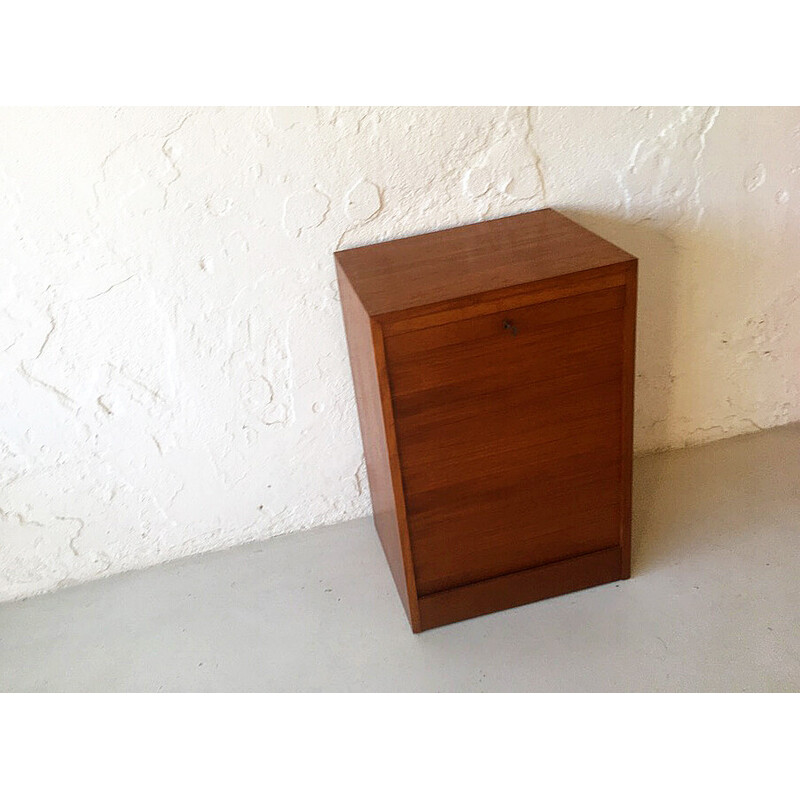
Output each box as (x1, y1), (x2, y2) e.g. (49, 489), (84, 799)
(335, 209), (637, 632)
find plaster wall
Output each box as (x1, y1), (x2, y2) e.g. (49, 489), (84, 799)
(1, 106), (798, 600)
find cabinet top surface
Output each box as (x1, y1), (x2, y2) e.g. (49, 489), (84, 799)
(335, 208), (635, 317)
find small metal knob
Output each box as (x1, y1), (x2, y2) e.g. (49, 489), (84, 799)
(503, 319), (517, 336)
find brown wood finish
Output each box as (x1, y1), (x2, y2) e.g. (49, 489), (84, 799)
(380, 267), (629, 336)
(335, 208), (635, 316)
(337, 267), (420, 628)
(418, 547), (623, 631)
(336, 208), (637, 632)
(619, 263), (638, 579)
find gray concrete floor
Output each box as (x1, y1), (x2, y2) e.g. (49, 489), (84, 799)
(1, 423), (799, 692)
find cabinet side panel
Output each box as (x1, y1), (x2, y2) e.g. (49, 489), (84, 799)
(620, 261), (638, 577)
(337, 265), (419, 628)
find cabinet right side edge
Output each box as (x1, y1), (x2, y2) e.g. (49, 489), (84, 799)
(620, 259), (638, 578)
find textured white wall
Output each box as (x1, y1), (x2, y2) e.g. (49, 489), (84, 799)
(1, 106), (798, 601)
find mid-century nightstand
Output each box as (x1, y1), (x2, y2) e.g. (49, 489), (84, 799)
(335, 209), (637, 632)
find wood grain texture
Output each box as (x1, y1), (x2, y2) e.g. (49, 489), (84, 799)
(335, 208), (637, 633)
(379, 267), (629, 336)
(386, 287), (625, 595)
(336, 267), (420, 628)
(417, 547), (623, 631)
(335, 208), (635, 316)
(619, 263), (638, 578)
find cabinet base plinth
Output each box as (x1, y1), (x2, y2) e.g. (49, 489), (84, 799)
(415, 547), (624, 632)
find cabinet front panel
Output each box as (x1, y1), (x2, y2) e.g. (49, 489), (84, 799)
(384, 287), (626, 596)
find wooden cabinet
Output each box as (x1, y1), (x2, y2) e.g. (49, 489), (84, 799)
(335, 209), (637, 632)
